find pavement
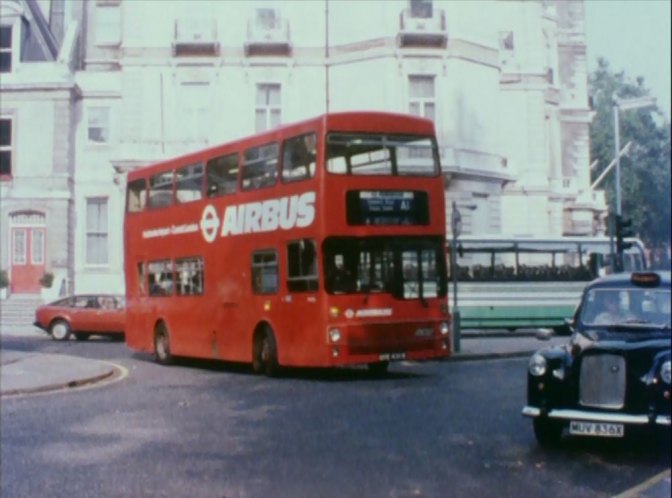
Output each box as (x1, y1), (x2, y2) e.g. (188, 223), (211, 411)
(0, 324), (670, 497)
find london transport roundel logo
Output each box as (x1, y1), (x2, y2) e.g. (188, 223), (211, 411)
(200, 205), (220, 243)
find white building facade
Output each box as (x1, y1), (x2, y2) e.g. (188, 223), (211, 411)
(0, 0), (605, 298)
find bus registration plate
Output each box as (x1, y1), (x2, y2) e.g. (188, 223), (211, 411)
(569, 421), (624, 438)
(379, 352), (406, 361)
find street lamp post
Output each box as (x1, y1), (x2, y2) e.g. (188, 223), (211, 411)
(450, 201), (476, 354)
(612, 93), (657, 215)
(450, 201), (461, 353)
(611, 93), (656, 271)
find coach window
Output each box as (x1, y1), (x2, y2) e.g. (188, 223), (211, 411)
(251, 250), (278, 294)
(287, 239), (318, 292)
(206, 153), (238, 197)
(176, 163), (204, 204)
(242, 142), (278, 190)
(149, 171), (174, 209)
(175, 257), (204, 296)
(148, 260), (174, 296)
(127, 179), (147, 212)
(282, 133), (316, 182)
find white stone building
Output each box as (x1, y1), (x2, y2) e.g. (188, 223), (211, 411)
(0, 0), (605, 299)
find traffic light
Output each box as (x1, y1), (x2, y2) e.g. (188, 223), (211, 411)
(615, 214), (634, 254)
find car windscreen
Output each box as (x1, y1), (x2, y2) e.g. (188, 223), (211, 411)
(580, 288), (671, 328)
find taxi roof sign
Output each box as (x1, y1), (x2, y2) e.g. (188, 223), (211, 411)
(630, 272), (661, 287)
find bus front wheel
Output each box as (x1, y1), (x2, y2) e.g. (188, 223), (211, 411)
(253, 328), (279, 377)
(154, 323), (174, 365)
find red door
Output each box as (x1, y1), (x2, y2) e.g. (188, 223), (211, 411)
(10, 227), (45, 294)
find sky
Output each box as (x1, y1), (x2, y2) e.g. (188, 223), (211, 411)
(584, 0), (672, 119)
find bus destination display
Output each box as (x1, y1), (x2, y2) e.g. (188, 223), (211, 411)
(346, 190), (429, 226)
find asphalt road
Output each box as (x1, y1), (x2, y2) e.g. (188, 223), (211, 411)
(1, 335), (669, 498)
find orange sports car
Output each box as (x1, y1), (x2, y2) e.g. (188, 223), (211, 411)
(34, 295), (126, 341)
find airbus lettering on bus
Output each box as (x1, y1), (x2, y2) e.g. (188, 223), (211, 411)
(124, 112), (451, 375)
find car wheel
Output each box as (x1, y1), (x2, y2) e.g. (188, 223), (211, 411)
(50, 320), (72, 341)
(74, 333), (91, 341)
(154, 323), (173, 365)
(533, 418), (563, 446)
(253, 327), (279, 377)
(367, 361), (389, 376)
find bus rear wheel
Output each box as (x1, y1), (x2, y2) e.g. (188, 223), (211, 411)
(154, 323), (174, 365)
(253, 328), (279, 377)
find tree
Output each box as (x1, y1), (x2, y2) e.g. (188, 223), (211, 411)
(589, 58), (671, 250)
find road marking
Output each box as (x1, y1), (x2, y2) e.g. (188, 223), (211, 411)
(613, 469), (671, 498)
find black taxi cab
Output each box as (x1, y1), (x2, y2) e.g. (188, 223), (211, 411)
(522, 271), (671, 445)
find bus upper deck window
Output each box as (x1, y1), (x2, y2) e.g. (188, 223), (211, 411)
(242, 143), (278, 191)
(206, 153), (238, 197)
(282, 133), (316, 182)
(127, 179), (147, 213)
(176, 163), (204, 204)
(149, 171), (174, 208)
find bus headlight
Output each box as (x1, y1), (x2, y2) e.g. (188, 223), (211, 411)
(439, 322), (450, 335)
(528, 353), (547, 377)
(329, 328), (342, 343)
(661, 361), (671, 384)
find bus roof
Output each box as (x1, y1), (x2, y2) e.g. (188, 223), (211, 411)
(126, 111), (436, 182)
(455, 235), (644, 247)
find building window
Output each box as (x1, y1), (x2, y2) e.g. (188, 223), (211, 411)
(179, 82), (210, 143)
(0, 117), (11, 178)
(86, 197), (109, 265)
(255, 8), (281, 29)
(31, 229), (45, 264)
(255, 84), (281, 133)
(0, 25), (12, 72)
(88, 107), (110, 144)
(409, 76), (435, 122)
(95, 6), (121, 45)
(410, 0), (433, 18)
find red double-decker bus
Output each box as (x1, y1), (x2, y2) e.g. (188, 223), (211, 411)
(124, 111), (450, 375)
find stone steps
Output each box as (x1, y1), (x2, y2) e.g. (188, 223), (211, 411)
(0, 296), (44, 329)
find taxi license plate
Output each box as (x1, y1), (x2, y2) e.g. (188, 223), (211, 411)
(569, 421), (624, 438)
(379, 352), (406, 361)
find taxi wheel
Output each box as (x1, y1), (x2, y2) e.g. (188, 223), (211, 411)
(154, 323), (173, 365)
(50, 320), (72, 341)
(253, 327), (279, 377)
(367, 361), (389, 376)
(74, 333), (91, 341)
(533, 418), (563, 446)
